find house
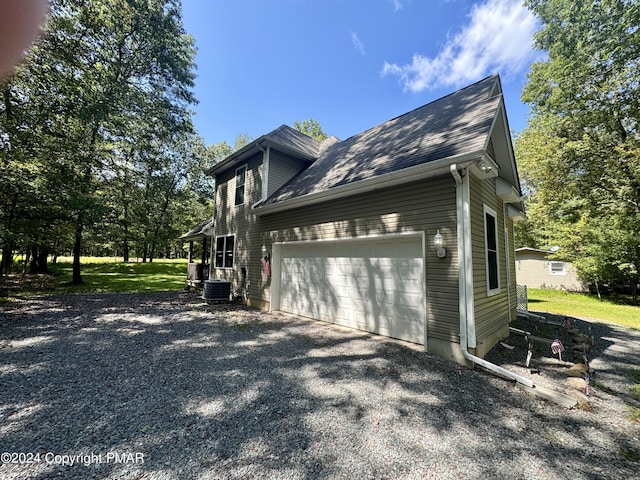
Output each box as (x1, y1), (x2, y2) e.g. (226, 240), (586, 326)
(180, 218), (214, 289)
(515, 247), (586, 292)
(205, 75), (525, 367)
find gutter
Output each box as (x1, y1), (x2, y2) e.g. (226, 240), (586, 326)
(255, 150), (485, 217)
(450, 164), (534, 388)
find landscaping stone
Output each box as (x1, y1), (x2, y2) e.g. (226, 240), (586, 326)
(564, 388), (590, 406)
(569, 363), (588, 372)
(565, 368), (587, 378)
(567, 376), (588, 390)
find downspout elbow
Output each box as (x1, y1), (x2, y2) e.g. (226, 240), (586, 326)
(450, 163), (534, 389)
(450, 164), (463, 186)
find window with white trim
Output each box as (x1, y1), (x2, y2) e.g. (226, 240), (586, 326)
(549, 261), (566, 276)
(235, 165), (246, 206)
(215, 235), (235, 268)
(484, 205), (500, 295)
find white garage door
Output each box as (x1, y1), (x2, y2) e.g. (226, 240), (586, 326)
(277, 235), (425, 344)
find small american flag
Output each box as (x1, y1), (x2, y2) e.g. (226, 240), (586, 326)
(551, 339), (565, 361)
(261, 256), (271, 277)
(551, 339), (564, 355)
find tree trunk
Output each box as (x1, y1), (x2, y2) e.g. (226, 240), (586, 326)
(72, 214), (83, 284)
(37, 249), (48, 274)
(1, 243), (13, 275)
(122, 201), (130, 262)
(23, 248), (31, 274)
(29, 245), (39, 273)
(1, 192), (19, 275)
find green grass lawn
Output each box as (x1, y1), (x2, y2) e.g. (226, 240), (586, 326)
(527, 288), (639, 329)
(2, 257), (189, 297)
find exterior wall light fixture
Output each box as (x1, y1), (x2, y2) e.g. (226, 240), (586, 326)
(476, 158), (493, 174)
(434, 230), (446, 258)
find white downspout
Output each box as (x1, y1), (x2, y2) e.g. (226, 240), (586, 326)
(503, 203), (512, 323)
(208, 179), (217, 281)
(450, 164), (534, 388)
(259, 143), (269, 201)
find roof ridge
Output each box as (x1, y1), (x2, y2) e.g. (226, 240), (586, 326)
(260, 75), (505, 207)
(339, 74), (499, 144)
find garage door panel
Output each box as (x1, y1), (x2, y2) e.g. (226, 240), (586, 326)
(278, 236), (425, 345)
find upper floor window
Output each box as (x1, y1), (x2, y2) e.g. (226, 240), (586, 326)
(484, 205), (500, 295)
(235, 165), (246, 206)
(215, 235), (235, 268)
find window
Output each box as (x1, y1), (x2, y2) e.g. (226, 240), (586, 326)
(215, 235), (235, 268)
(235, 165), (246, 206)
(549, 261), (566, 276)
(484, 205), (500, 295)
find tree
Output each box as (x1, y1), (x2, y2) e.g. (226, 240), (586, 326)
(0, 0), (198, 281)
(293, 118), (328, 141)
(518, 0), (640, 296)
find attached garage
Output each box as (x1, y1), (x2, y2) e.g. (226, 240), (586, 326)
(271, 234), (426, 345)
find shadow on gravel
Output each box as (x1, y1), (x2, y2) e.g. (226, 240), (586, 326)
(0, 292), (638, 479)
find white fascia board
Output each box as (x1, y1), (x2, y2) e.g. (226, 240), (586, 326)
(254, 151), (484, 216)
(205, 142), (263, 177)
(207, 136), (316, 179)
(507, 203), (525, 222)
(496, 177), (521, 202)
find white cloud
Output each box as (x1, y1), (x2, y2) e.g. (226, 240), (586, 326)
(390, 0), (404, 11)
(382, 0), (537, 92)
(352, 32), (366, 55)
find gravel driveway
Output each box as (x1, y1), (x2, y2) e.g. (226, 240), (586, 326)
(1, 291), (638, 479)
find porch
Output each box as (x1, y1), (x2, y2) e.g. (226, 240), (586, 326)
(179, 218), (213, 290)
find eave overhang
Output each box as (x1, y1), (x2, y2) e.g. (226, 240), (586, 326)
(253, 150), (487, 217)
(205, 136), (317, 178)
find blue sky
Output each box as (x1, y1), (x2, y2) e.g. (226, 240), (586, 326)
(181, 0), (541, 147)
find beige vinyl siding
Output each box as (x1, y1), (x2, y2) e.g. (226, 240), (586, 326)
(268, 151), (309, 197)
(259, 175), (460, 344)
(213, 153), (263, 287)
(469, 174), (514, 347)
(515, 251), (586, 291)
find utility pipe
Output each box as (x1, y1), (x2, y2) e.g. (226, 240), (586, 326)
(450, 164), (534, 388)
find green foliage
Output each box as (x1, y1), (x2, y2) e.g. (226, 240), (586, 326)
(0, 0), (207, 279)
(292, 118), (328, 141)
(517, 0), (640, 295)
(527, 288), (639, 329)
(48, 258), (188, 294)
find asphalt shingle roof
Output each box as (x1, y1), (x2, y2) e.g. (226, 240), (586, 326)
(263, 75), (502, 206)
(263, 125), (322, 158)
(179, 218), (214, 241)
